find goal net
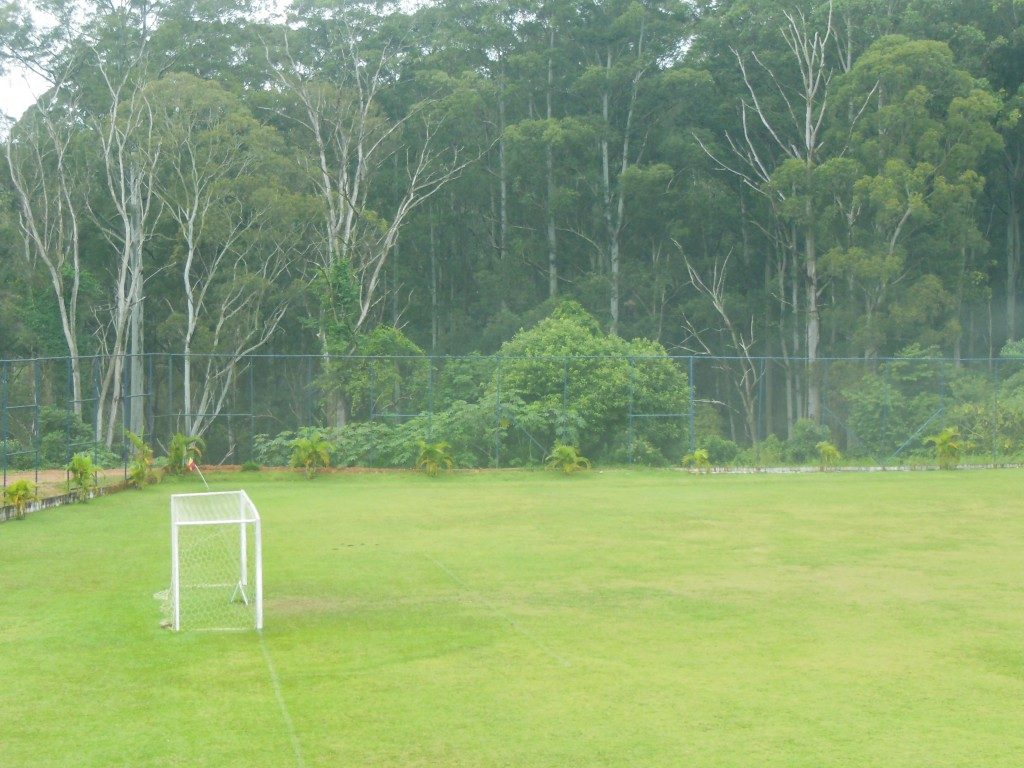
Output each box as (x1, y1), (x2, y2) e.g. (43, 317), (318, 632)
(169, 491), (263, 631)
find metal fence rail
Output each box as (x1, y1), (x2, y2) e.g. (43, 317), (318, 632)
(2, 352), (1022, 485)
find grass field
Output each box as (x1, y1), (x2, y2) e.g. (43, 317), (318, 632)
(2, 468), (1023, 767)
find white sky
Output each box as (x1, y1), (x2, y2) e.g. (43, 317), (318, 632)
(2, 68), (48, 120)
(0, 0), (428, 123)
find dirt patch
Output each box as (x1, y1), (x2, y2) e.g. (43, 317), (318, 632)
(198, 465), (409, 475)
(265, 596), (352, 617)
(2, 467), (126, 497)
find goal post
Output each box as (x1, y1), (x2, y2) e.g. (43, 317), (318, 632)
(169, 490), (263, 631)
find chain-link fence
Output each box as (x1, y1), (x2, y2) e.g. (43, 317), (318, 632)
(3, 353), (1023, 487)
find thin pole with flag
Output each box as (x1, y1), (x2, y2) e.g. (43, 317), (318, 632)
(187, 457), (210, 490)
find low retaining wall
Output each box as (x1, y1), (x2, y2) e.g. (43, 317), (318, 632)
(0, 482), (129, 522)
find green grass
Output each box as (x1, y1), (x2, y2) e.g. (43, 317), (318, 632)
(2, 469), (1023, 766)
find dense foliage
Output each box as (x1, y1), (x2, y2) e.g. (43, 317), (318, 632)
(2, 0), (1024, 465)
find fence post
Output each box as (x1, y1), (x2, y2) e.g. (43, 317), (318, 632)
(562, 357), (568, 413)
(121, 353), (129, 484)
(627, 357), (635, 465)
(369, 359), (376, 421)
(146, 354), (155, 441)
(992, 357), (999, 466)
(66, 356), (74, 467)
(92, 358), (100, 462)
(758, 358), (766, 442)
(2, 360), (8, 488)
(33, 358), (41, 484)
(246, 358), (254, 460)
(494, 356), (502, 468)
(939, 361), (946, 427)
(883, 362), (891, 466)
(306, 356), (314, 427)
(427, 357), (434, 441)
(688, 357), (696, 452)
(166, 353), (173, 436)
(821, 358), (828, 435)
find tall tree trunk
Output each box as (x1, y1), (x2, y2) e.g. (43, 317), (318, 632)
(430, 216), (438, 352)
(1008, 184), (1021, 341)
(805, 200), (820, 422)
(546, 27), (558, 299)
(791, 243), (803, 422)
(128, 169), (146, 436)
(6, 116), (85, 417)
(600, 81), (617, 333)
(498, 67), (508, 263)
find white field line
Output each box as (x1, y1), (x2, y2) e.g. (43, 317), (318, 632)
(424, 554), (572, 668)
(259, 633), (307, 768)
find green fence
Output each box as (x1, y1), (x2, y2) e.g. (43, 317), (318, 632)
(3, 353), (1023, 485)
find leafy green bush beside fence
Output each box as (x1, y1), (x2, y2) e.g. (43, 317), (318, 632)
(253, 302), (693, 470)
(18, 318), (1024, 475)
(490, 302), (689, 464)
(2, 406), (119, 471)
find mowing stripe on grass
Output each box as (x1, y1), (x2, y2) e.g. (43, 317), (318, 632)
(425, 554), (572, 668)
(259, 634), (307, 768)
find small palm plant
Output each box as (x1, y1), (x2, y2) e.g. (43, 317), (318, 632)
(4, 479), (37, 520)
(67, 452), (97, 502)
(924, 426), (962, 470)
(126, 430), (156, 489)
(545, 443), (591, 474)
(816, 441), (841, 472)
(416, 440), (454, 477)
(290, 434), (331, 479)
(166, 433), (206, 475)
(682, 448), (712, 474)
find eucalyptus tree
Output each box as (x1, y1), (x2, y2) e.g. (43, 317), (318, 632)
(901, 0), (1024, 343)
(0, 0), (157, 441)
(267, 5), (474, 335)
(825, 35), (1001, 357)
(144, 72), (309, 437)
(5, 95), (88, 414)
(78, 8), (167, 445)
(573, 0), (691, 336)
(1, 0), (95, 402)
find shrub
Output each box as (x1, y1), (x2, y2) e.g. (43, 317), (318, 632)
(290, 433), (331, 478)
(3, 479), (36, 519)
(126, 430), (156, 489)
(616, 436), (671, 467)
(165, 433), (206, 475)
(816, 441), (841, 471)
(416, 440), (454, 476)
(254, 430), (301, 467)
(545, 443), (591, 474)
(840, 349), (943, 458)
(682, 448), (711, 474)
(494, 301), (688, 464)
(743, 434), (783, 466)
(319, 325), (428, 422)
(0, 439), (31, 470)
(785, 419), (832, 463)
(38, 406), (96, 467)
(703, 435), (739, 465)
(66, 452), (97, 502)
(434, 354), (493, 406)
(240, 460), (261, 472)
(924, 426), (962, 470)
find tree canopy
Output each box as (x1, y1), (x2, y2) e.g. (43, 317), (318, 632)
(1, 0), (1022, 442)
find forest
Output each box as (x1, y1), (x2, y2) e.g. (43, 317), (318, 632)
(1, 0), (1023, 464)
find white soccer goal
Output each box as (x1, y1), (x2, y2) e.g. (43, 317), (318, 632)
(169, 490), (263, 631)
